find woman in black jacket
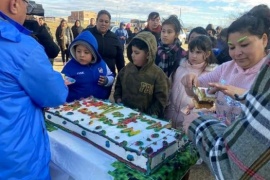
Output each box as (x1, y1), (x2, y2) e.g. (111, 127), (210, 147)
(71, 20), (83, 39)
(84, 10), (125, 75)
(23, 19), (60, 65)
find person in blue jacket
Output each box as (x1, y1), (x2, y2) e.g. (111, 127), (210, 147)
(62, 31), (115, 102)
(0, 1), (68, 179)
(115, 22), (128, 51)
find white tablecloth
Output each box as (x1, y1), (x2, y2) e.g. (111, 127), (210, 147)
(48, 129), (116, 180)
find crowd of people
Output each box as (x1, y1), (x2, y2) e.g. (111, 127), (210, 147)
(0, 0), (269, 179)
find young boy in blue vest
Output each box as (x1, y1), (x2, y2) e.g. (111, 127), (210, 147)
(62, 31), (114, 102)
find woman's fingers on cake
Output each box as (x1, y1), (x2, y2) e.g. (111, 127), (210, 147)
(206, 86), (218, 94)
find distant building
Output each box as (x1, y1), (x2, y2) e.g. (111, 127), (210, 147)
(45, 17), (56, 22)
(68, 11), (97, 26)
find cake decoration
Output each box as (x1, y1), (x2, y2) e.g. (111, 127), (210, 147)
(95, 125), (102, 130)
(151, 133), (159, 138)
(66, 112), (74, 115)
(135, 141), (144, 146)
(162, 153), (166, 160)
(162, 141), (168, 147)
(127, 154), (134, 161)
(120, 141), (128, 147)
(81, 130), (86, 136)
(99, 130), (106, 135)
(145, 147), (153, 154)
(45, 97), (188, 175)
(112, 112), (124, 117)
(106, 141), (110, 148)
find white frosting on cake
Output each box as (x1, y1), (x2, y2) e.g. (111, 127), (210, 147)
(45, 97), (187, 174)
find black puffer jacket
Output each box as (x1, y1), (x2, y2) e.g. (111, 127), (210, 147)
(36, 25), (60, 59)
(23, 20), (60, 59)
(83, 26), (125, 74)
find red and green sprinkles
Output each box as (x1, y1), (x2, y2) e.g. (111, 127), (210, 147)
(66, 112), (74, 115)
(135, 141), (144, 146)
(95, 125), (102, 130)
(151, 133), (159, 138)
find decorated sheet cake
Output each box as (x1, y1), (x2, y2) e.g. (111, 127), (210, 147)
(45, 97), (188, 175)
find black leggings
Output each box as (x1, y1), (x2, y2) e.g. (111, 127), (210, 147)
(60, 44), (69, 63)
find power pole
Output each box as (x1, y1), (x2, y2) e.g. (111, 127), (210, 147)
(117, 6), (119, 25)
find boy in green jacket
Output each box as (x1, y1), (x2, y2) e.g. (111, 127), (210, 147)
(114, 32), (169, 118)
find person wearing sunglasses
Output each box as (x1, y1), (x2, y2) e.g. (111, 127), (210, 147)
(0, 0), (68, 179)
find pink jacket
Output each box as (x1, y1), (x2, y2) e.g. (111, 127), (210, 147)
(199, 57), (267, 124)
(165, 59), (217, 129)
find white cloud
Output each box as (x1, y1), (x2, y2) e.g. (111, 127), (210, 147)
(33, 0), (270, 27)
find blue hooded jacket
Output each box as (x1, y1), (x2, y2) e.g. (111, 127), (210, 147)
(115, 22), (128, 46)
(62, 31), (114, 102)
(0, 12), (68, 179)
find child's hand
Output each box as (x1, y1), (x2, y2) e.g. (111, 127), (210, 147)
(64, 76), (76, 86)
(98, 76), (108, 86)
(64, 79), (73, 86)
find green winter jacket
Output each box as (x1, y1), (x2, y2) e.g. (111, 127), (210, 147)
(114, 31), (169, 118)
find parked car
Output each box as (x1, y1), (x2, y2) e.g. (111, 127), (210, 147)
(178, 29), (187, 44)
(110, 26), (119, 33)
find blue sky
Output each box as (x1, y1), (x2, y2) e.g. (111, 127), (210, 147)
(34, 0), (270, 28)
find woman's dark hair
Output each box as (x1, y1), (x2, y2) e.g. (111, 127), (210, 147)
(188, 27), (208, 41)
(162, 15), (182, 34)
(97, 10), (111, 20)
(58, 19), (67, 28)
(219, 28), (228, 39)
(227, 4), (270, 46)
(188, 35), (216, 65)
(74, 20), (81, 26)
(130, 39), (149, 52)
(205, 24), (216, 35)
(147, 12), (160, 21)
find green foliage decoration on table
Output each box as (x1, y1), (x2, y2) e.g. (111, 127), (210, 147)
(108, 145), (198, 180)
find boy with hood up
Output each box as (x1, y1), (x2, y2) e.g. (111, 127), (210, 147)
(115, 22), (128, 51)
(114, 31), (170, 118)
(62, 31), (114, 102)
